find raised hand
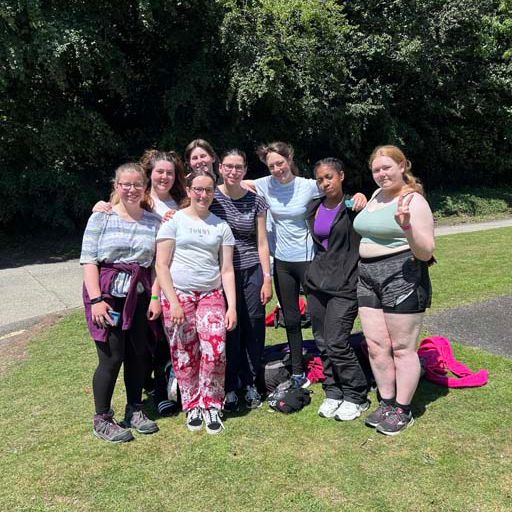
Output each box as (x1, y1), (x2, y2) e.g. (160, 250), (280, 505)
(395, 193), (414, 228)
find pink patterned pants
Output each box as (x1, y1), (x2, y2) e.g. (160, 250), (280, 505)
(161, 289), (226, 411)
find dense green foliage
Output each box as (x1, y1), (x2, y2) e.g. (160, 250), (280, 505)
(1, 0), (511, 231)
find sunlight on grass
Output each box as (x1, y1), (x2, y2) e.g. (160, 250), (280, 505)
(0, 229), (511, 512)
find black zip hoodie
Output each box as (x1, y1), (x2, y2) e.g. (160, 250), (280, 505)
(303, 196), (361, 299)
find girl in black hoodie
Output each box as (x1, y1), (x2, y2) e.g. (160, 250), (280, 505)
(303, 158), (369, 422)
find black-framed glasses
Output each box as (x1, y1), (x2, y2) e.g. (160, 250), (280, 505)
(191, 186), (215, 195)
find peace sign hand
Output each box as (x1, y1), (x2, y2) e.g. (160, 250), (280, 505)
(395, 193), (414, 228)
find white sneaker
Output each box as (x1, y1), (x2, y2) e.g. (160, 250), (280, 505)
(318, 398), (343, 418)
(334, 400), (370, 421)
(202, 408), (225, 435)
(186, 407), (203, 432)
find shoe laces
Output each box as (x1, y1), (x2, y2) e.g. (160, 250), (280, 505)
(188, 407), (202, 422)
(203, 408), (224, 427)
(97, 416), (122, 435)
(384, 407), (409, 426)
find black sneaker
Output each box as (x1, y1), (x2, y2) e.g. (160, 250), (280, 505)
(364, 401), (395, 428)
(123, 404), (159, 434)
(157, 400), (179, 417)
(202, 408), (224, 435)
(186, 407), (203, 432)
(93, 410), (134, 443)
(244, 385), (262, 409)
(223, 391), (239, 412)
(376, 407), (414, 436)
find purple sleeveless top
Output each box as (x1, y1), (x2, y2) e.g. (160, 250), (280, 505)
(314, 202), (341, 250)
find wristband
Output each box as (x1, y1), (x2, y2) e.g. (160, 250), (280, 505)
(401, 224), (412, 231)
(263, 273), (272, 279)
(90, 295), (105, 305)
(151, 295), (159, 300)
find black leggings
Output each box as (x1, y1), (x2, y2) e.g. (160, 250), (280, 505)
(273, 258), (310, 375)
(93, 296), (151, 415)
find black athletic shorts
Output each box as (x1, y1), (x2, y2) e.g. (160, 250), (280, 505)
(357, 249), (432, 314)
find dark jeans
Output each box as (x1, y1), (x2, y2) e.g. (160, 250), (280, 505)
(93, 296), (151, 415)
(307, 291), (368, 403)
(273, 258), (310, 375)
(225, 264), (266, 392)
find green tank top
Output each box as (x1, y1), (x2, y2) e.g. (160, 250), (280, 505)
(353, 199), (408, 248)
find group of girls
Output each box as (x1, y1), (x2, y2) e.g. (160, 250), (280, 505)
(80, 138), (435, 442)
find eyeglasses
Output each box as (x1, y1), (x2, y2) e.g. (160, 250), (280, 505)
(191, 186), (215, 196)
(117, 182), (145, 190)
(222, 164), (245, 172)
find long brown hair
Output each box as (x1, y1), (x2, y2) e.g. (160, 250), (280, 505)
(140, 149), (189, 208)
(256, 141), (299, 176)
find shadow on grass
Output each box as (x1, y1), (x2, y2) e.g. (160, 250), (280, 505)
(412, 379), (449, 419)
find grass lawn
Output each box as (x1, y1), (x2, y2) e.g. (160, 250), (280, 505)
(1, 229), (511, 512)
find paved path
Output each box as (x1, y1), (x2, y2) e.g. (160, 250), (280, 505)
(1, 217), (511, 344)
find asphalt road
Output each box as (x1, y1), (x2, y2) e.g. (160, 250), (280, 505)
(1, 218), (511, 355)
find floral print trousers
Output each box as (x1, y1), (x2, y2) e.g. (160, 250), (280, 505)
(161, 289), (226, 411)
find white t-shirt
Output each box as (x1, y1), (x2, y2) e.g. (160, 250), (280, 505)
(156, 210), (235, 292)
(152, 196), (178, 219)
(254, 176), (322, 262)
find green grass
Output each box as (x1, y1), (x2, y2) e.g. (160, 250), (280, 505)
(1, 228), (512, 512)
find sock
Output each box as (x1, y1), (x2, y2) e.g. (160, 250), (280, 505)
(381, 396), (395, 407)
(395, 401), (411, 414)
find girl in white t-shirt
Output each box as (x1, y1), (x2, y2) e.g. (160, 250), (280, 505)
(155, 169), (237, 435)
(245, 142), (366, 388)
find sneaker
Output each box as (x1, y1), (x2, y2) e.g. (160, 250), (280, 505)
(202, 408), (224, 435)
(318, 398), (343, 418)
(186, 407), (203, 432)
(376, 407), (414, 436)
(223, 391), (239, 412)
(123, 404), (159, 434)
(157, 399), (179, 417)
(364, 401), (395, 428)
(93, 410), (134, 443)
(245, 386), (262, 409)
(334, 400), (370, 421)
(290, 373), (310, 389)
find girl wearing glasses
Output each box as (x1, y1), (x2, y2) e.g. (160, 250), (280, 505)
(81, 163), (162, 443)
(155, 169), (237, 435)
(92, 150), (190, 417)
(209, 149), (272, 411)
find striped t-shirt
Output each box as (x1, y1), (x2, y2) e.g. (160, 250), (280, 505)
(209, 188), (268, 270)
(254, 176), (322, 262)
(80, 210), (161, 296)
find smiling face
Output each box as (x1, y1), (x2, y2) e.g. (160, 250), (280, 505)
(187, 174), (216, 212)
(115, 170), (146, 206)
(266, 151), (293, 184)
(315, 164), (344, 199)
(188, 147), (215, 174)
(370, 155), (405, 194)
(219, 155), (247, 186)
(150, 160), (175, 197)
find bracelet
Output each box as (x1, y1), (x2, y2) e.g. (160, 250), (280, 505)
(151, 295), (159, 300)
(263, 273), (272, 279)
(401, 224), (412, 231)
(90, 295), (105, 305)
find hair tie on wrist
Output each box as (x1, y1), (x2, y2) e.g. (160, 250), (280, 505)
(151, 295), (159, 300)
